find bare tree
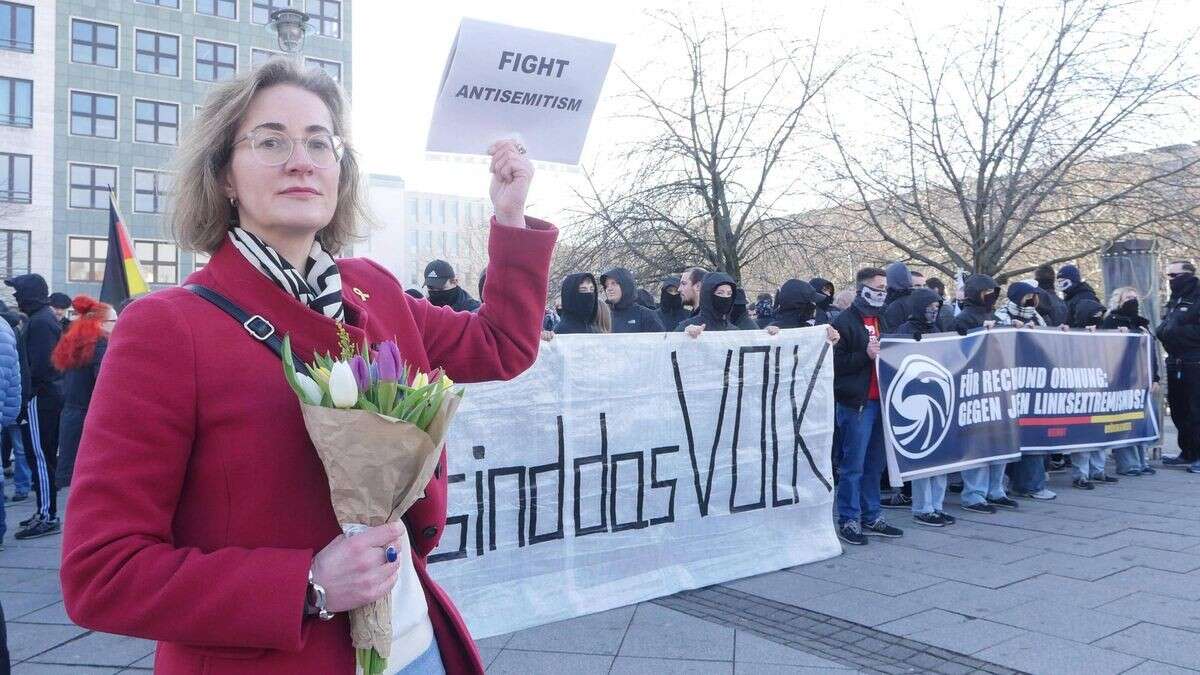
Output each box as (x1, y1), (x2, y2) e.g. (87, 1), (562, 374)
(567, 8), (847, 285)
(825, 0), (1200, 282)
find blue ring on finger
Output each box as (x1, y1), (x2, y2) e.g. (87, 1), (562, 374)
(385, 546), (398, 564)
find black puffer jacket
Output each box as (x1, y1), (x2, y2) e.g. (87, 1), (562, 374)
(882, 262), (917, 330)
(676, 272), (739, 332)
(892, 289), (943, 340)
(1034, 282), (1068, 327)
(1063, 282), (1106, 328)
(730, 288), (759, 330)
(770, 280), (820, 330)
(954, 274), (999, 334)
(6, 274), (61, 403)
(1156, 274), (1200, 360)
(601, 268), (665, 333)
(553, 272), (600, 335)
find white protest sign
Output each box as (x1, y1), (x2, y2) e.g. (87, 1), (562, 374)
(427, 328), (841, 639)
(425, 18), (615, 165)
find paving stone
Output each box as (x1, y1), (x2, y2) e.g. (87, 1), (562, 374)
(475, 632), (514, 650)
(732, 665), (851, 675)
(724, 571), (845, 607)
(12, 601), (72, 625)
(902, 618), (1026, 655)
(1092, 566), (1200, 601)
(1011, 551), (1138, 581)
(11, 666), (121, 674)
(1004, 573), (1137, 609)
(1094, 592), (1200, 632)
(477, 648), (500, 669)
(0, 567), (62, 595)
(1097, 529), (1200, 552)
(796, 587), (932, 627)
(876, 608), (969, 637)
(130, 654), (154, 668)
(894, 581), (1031, 618)
(1014, 532), (1131, 557)
(1089, 546), (1200, 574)
(29, 631), (157, 668)
(938, 521), (1041, 544)
(0, 591), (61, 620)
(5, 623), (87, 663)
(975, 631), (1143, 674)
(504, 605), (634, 655)
(610, 656), (732, 673)
(734, 631), (849, 668)
(926, 538), (1043, 564)
(1120, 659), (1200, 675)
(794, 557), (944, 596)
(487, 649), (614, 674)
(618, 603), (734, 661)
(985, 601), (1138, 643)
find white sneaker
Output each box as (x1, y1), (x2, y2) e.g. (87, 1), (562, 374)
(1029, 489), (1057, 500)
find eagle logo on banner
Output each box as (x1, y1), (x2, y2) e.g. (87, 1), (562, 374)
(886, 354), (956, 459)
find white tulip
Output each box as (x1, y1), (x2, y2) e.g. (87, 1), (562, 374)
(294, 373), (324, 406)
(329, 361), (359, 408)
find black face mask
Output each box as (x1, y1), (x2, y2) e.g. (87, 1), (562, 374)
(792, 302), (816, 322)
(816, 292), (832, 309)
(1119, 298), (1139, 317)
(661, 290), (683, 311)
(1022, 298), (1038, 308)
(1170, 273), (1197, 296)
(711, 294), (735, 318)
(426, 287), (460, 306)
(982, 291), (999, 310)
(564, 290), (597, 319)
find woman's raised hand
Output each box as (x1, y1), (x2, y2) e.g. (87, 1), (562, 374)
(489, 138), (533, 227)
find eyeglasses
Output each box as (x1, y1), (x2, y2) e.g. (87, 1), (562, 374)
(233, 128), (345, 169)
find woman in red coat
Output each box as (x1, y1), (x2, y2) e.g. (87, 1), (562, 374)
(60, 59), (555, 674)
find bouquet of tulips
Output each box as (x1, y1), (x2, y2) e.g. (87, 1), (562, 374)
(281, 326), (463, 675)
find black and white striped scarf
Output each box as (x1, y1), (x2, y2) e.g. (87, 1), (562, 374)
(228, 226), (345, 322)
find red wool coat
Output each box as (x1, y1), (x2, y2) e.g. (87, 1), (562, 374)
(60, 219), (557, 674)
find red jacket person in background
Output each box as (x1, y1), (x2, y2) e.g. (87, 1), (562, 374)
(60, 59), (555, 674)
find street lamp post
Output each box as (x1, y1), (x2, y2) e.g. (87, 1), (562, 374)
(267, 9), (313, 60)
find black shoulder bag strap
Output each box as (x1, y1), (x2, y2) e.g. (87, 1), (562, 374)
(184, 284), (311, 377)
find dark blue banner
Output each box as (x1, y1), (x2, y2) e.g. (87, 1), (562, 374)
(877, 328), (1158, 484)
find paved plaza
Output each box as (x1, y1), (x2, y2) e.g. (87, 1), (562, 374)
(3, 429), (1198, 674)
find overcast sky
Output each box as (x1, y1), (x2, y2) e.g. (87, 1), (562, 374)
(350, 1), (1199, 224)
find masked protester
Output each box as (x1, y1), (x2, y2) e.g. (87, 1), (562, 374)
(553, 273), (601, 335)
(423, 259), (481, 313)
(770, 280), (820, 330)
(730, 289), (760, 330)
(658, 277), (690, 331)
(809, 277), (835, 325)
(887, 289), (956, 527)
(954, 274), (1000, 335)
(995, 282), (1046, 328)
(754, 293), (775, 329)
(830, 267), (904, 545)
(1156, 261), (1200, 472)
(1104, 287), (1159, 477)
(676, 272), (740, 335)
(1034, 264), (1068, 327)
(881, 262), (917, 330)
(600, 268), (665, 333)
(1056, 264), (1105, 328)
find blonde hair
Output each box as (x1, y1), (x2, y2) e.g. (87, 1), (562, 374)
(170, 58), (368, 255)
(1108, 286), (1138, 311)
(595, 299), (612, 334)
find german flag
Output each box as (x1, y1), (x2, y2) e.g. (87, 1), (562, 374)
(99, 191), (149, 309)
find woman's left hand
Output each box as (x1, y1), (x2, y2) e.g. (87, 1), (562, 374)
(489, 138), (533, 227)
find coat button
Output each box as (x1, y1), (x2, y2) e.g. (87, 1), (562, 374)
(422, 526), (438, 539)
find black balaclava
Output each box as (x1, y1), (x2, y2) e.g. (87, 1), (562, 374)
(1170, 272), (1198, 297)
(711, 287), (735, 317)
(559, 273), (598, 323)
(1118, 297), (1140, 317)
(660, 285), (683, 311)
(426, 286), (462, 307)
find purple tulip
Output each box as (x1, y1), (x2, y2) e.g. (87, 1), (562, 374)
(349, 355), (371, 393)
(377, 340), (401, 382)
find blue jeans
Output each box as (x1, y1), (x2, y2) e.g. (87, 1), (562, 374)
(0, 474), (6, 542)
(834, 401), (885, 526)
(911, 474), (947, 515)
(4, 425), (29, 494)
(399, 639), (445, 675)
(961, 463), (1007, 506)
(1009, 454), (1047, 494)
(1113, 446), (1149, 473)
(1072, 450), (1106, 480)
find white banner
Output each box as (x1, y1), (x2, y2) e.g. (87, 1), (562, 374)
(425, 18), (615, 165)
(428, 328), (841, 639)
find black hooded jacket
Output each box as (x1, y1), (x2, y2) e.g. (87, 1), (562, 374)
(676, 272), (739, 332)
(729, 288), (759, 330)
(0, 301), (30, 403)
(1157, 274), (1200, 360)
(426, 285), (481, 313)
(6, 274), (61, 403)
(1103, 301), (1160, 382)
(954, 274), (999, 334)
(809, 277), (835, 325)
(882, 262), (917, 329)
(658, 281), (690, 332)
(893, 289), (943, 340)
(1062, 281), (1106, 328)
(601, 268), (665, 333)
(1034, 282), (1068, 327)
(554, 272), (601, 335)
(831, 296), (889, 407)
(770, 280), (820, 330)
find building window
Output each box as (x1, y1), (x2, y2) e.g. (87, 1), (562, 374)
(0, 2), (33, 53)
(305, 57), (341, 83)
(0, 77), (31, 127)
(422, 199), (432, 223)
(195, 39), (236, 81)
(194, 251), (210, 270)
(0, 229), (29, 279)
(252, 0), (290, 25)
(135, 30), (179, 76)
(70, 91), (118, 139)
(196, 0), (236, 20)
(423, 230), (432, 252)
(406, 197), (418, 222)
(0, 153), (30, 203)
(133, 170), (171, 213)
(69, 164), (116, 210)
(136, 0), (180, 7)
(68, 237), (107, 282)
(135, 240), (178, 284)
(135, 99), (178, 145)
(407, 230), (418, 249)
(308, 0), (341, 38)
(252, 48), (283, 67)
(71, 19), (119, 68)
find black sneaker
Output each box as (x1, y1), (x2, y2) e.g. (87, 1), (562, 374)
(1162, 455), (1188, 466)
(962, 502), (996, 514)
(863, 517), (904, 538)
(987, 496), (1019, 510)
(19, 513), (40, 528)
(10, 491), (28, 502)
(838, 520), (867, 546)
(15, 517), (59, 540)
(947, 483), (964, 494)
(1047, 459), (1068, 473)
(934, 510), (956, 525)
(1072, 478), (1095, 490)
(1091, 474), (1119, 485)
(1140, 467), (1157, 475)
(913, 512), (946, 527)
(881, 492), (912, 510)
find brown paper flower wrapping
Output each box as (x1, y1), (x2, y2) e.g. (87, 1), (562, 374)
(299, 392), (462, 658)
